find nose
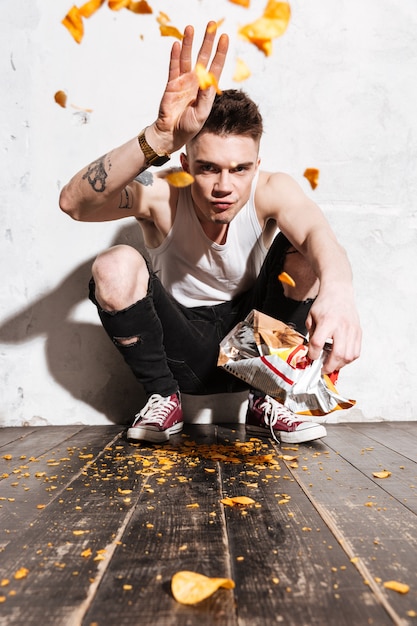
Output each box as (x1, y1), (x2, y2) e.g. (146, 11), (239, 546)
(213, 169), (232, 196)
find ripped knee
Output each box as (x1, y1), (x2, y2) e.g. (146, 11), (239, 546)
(113, 335), (141, 347)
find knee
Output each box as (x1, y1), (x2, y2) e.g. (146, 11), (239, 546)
(92, 245), (149, 311)
(282, 248), (319, 301)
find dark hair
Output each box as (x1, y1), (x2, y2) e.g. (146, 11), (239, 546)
(194, 89), (263, 143)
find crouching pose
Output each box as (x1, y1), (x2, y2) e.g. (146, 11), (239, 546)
(59, 22), (361, 444)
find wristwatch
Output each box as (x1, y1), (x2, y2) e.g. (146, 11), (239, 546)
(138, 128), (170, 167)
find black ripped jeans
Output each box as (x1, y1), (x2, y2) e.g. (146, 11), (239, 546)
(89, 233), (315, 398)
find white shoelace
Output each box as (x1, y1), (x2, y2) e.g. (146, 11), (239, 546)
(134, 394), (177, 427)
(259, 395), (299, 442)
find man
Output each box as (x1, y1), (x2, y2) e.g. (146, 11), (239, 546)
(59, 22), (362, 445)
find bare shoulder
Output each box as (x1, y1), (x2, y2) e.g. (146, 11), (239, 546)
(132, 168), (180, 246)
(132, 168), (177, 218)
(255, 170), (315, 220)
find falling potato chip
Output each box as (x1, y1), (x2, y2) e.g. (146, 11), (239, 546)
(156, 11), (170, 25)
(165, 171), (194, 187)
(278, 272), (296, 287)
(108, 0), (130, 10)
(79, 0), (104, 18)
(128, 0), (152, 14)
(238, 0), (291, 56)
(171, 571), (235, 605)
(383, 581), (410, 594)
(62, 5), (84, 44)
(207, 19), (224, 34)
(229, 0), (251, 6)
(233, 58), (251, 82)
(159, 24), (184, 40)
(373, 471), (391, 479)
(303, 168), (320, 190)
(54, 90), (67, 108)
(195, 63), (221, 94)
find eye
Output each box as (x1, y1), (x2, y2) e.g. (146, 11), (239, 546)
(231, 164), (249, 173)
(199, 163), (217, 173)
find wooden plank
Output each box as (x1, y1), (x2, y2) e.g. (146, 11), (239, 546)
(216, 427), (393, 626)
(353, 422), (417, 463)
(82, 425), (237, 626)
(0, 425), (122, 548)
(0, 426), (39, 447)
(0, 426), (142, 626)
(285, 425), (417, 625)
(0, 425), (84, 474)
(323, 424), (417, 513)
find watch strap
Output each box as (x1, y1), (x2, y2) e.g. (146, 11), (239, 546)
(138, 128), (170, 167)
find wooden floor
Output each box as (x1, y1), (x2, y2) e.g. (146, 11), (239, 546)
(0, 422), (417, 626)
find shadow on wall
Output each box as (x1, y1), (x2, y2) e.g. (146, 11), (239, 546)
(0, 223), (146, 425)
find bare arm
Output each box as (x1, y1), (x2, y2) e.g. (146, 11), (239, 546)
(59, 23), (229, 222)
(259, 172), (362, 373)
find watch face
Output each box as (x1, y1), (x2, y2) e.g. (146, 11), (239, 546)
(150, 154), (170, 166)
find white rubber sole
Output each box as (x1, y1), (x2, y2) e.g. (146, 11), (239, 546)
(246, 423), (327, 444)
(127, 421), (183, 443)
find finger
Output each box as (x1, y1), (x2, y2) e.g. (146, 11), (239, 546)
(208, 33), (229, 81)
(195, 22), (218, 69)
(167, 41), (181, 82)
(307, 326), (330, 362)
(322, 349), (346, 375)
(179, 25), (194, 74)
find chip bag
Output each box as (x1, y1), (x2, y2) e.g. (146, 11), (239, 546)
(218, 310), (355, 416)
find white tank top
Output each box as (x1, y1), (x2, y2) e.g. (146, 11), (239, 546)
(146, 173), (268, 307)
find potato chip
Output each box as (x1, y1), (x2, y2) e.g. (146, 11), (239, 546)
(221, 495), (255, 507)
(62, 6), (84, 44)
(373, 470), (391, 479)
(233, 58), (251, 82)
(165, 171), (194, 187)
(14, 568), (29, 580)
(207, 19), (224, 34)
(128, 0), (152, 14)
(229, 0), (250, 6)
(108, 0), (130, 10)
(195, 63), (221, 94)
(278, 271), (296, 287)
(171, 571), (235, 605)
(383, 580), (410, 594)
(156, 11), (170, 25)
(79, 0), (104, 18)
(263, 0), (290, 21)
(238, 1), (291, 56)
(303, 168), (320, 190)
(159, 24), (184, 40)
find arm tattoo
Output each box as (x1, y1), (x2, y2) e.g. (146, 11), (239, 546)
(119, 187), (132, 209)
(135, 170), (154, 186)
(82, 154), (109, 192)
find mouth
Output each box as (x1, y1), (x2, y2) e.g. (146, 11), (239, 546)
(211, 201), (234, 212)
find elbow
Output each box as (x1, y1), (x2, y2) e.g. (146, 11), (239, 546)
(59, 186), (81, 221)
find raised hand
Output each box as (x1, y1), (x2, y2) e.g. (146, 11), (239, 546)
(147, 22), (229, 155)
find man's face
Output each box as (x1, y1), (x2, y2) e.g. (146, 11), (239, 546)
(180, 132), (260, 226)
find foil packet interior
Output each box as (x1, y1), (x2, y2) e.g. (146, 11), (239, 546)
(218, 310), (355, 416)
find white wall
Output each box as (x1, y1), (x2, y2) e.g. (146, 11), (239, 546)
(1, 0), (416, 426)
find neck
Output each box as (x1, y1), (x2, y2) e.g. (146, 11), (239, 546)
(200, 221), (229, 245)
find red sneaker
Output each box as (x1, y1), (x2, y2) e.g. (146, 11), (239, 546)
(127, 392), (183, 443)
(246, 392), (326, 444)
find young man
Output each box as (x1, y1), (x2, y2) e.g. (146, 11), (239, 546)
(59, 23), (361, 445)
